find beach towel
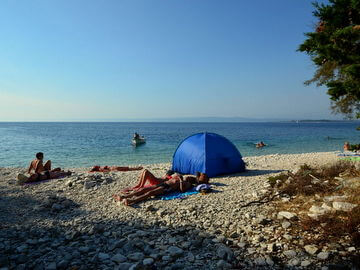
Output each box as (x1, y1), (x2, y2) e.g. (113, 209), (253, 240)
(195, 184), (211, 192)
(23, 175), (66, 185)
(159, 187), (199, 200)
(89, 165), (143, 173)
(337, 151), (360, 157)
(25, 179), (51, 185)
(340, 156), (360, 161)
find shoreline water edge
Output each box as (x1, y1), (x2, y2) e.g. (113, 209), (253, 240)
(1, 151), (357, 269)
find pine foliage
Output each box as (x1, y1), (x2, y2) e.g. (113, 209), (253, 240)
(298, 0), (360, 117)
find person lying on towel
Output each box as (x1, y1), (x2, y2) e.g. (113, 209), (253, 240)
(119, 169), (210, 194)
(17, 170), (72, 185)
(89, 165), (143, 172)
(113, 175), (198, 206)
(119, 169), (179, 193)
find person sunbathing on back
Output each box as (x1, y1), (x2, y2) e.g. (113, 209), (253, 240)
(17, 170), (72, 185)
(120, 169), (179, 193)
(90, 165), (143, 172)
(113, 176), (197, 206)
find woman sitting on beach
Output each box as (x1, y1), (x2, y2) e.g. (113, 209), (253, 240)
(28, 152), (61, 174)
(17, 151), (71, 185)
(89, 165), (143, 172)
(113, 176), (198, 206)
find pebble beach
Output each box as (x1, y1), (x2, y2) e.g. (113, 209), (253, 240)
(1, 151), (358, 270)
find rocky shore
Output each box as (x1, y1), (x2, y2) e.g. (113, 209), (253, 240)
(1, 151), (358, 270)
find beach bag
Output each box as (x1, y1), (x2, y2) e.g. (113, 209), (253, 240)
(195, 184), (212, 194)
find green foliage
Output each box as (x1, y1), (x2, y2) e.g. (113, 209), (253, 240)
(299, 163), (312, 171)
(350, 143), (360, 150)
(298, 0), (360, 117)
(267, 174), (288, 188)
(269, 161), (358, 196)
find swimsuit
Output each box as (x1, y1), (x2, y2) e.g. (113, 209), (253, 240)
(156, 183), (173, 193)
(37, 171), (51, 181)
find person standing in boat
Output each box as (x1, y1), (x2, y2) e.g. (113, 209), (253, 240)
(133, 132), (140, 139)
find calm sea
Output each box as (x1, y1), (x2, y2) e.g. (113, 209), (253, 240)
(0, 122), (359, 168)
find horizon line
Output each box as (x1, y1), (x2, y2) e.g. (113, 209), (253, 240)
(0, 118), (352, 123)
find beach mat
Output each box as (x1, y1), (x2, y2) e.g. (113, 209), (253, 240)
(24, 179), (53, 185)
(159, 188), (199, 200)
(340, 156), (360, 161)
(23, 175), (67, 185)
(337, 152), (360, 157)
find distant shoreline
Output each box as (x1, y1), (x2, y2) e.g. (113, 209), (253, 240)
(0, 119), (358, 123)
(285, 119), (359, 123)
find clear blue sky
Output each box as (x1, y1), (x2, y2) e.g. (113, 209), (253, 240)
(0, 0), (338, 121)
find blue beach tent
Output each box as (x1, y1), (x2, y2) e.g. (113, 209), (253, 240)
(172, 132), (246, 177)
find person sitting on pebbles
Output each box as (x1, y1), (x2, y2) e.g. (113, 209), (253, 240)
(28, 152), (61, 174)
(113, 175), (198, 206)
(17, 152), (70, 185)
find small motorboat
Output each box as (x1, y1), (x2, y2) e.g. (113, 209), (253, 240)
(132, 136), (146, 146)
